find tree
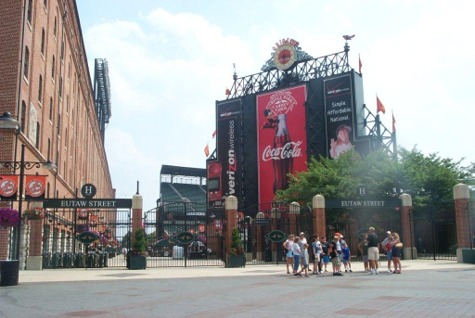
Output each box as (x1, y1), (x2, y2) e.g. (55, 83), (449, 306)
(121, 231), (131, 249)
(275, 149), (398, 204)
(397, 147), (472, 217)
(275, 147), (472, 219)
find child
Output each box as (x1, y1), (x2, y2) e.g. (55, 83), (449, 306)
(342, 242), (352, 272)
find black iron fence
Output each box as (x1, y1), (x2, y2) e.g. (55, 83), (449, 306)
(41, 208), (131, 268)
(413, 207), (457, 261)
(143, 202), (226, 267)
(37, 200), (468, 269)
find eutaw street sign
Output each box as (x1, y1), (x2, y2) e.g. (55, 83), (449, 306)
(43, 198), (132, 209)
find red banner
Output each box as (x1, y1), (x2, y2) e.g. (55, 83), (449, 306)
(25, 175), (46, 199)
(257, 85), (307, 204)
(0, 175), (19, 199)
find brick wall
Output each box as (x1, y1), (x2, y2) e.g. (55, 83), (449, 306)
(0, 0), (115, 261)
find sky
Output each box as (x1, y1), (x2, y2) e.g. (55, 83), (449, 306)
(75, 0), (475, 210)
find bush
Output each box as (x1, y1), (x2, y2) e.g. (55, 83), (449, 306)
(132, 228), (147, 255)
(230, 228), (244, 255)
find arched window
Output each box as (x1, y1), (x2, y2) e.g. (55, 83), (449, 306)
(53, 17), (57, 37)
(51, 55), (55, 79)
(36, 122), (41, 148)
(27, 0), (32, 24)
(38, 74), (43, 102)
(59, 76), (63, 98)
(41, 29), (45, 55)
(21, 101), (26, 132)
(23, 46), (30, 79)
(47, 138), (51, 160)
(49, 97), (53, 120)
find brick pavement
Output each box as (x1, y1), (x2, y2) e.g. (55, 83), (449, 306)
(0, 260), (474, 317)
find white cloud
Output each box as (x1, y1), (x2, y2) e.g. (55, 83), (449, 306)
(77, 1), (475, 208)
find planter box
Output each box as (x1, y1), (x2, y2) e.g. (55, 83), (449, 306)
(127, 255), (147, 270)
(226, 254), (246, 268)
(462, 249), (475, 264)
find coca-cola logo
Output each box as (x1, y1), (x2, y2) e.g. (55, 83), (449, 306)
(262, 141), (303, 161)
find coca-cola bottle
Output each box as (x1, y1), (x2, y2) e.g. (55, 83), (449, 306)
(273, 114), (293, 193)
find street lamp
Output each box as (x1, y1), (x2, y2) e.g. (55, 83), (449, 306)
(0, 112), (56, 285)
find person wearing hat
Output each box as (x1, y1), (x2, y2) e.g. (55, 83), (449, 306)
(329, 124), (353, 159)
(381, 231), (393, 273)
(329, 235), (343, 276)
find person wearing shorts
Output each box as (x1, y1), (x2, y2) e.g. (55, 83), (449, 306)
(283, 234), (295, 274)
(367, 227), (379, 275)
(330, 236), (343, 276)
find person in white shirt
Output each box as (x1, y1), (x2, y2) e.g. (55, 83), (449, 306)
(312, 236), (323, 274)
(291, 237), (302, 275)
(330, 125), (353, 159)
(283, 234), (295, 274)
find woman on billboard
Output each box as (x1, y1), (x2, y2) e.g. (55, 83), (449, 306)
(330, 124), (353, 159)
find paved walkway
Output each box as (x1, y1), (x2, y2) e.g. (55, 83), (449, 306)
(1, 260), (474, 317)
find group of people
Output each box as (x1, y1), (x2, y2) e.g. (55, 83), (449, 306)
(282, 232), (352, 277)
(284, 227), (404, 277)
(359, 227), (403, 275)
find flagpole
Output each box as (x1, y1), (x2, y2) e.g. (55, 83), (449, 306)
(392, 130), (398, 161)
(392, 111), (398, 161)
(375, 114), (382, 150)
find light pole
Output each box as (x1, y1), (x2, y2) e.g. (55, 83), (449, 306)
(0, 112), (56, 285)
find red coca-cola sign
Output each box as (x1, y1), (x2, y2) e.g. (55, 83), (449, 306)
(257, 85), (308, 204)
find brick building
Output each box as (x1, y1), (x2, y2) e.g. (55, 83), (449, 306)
(0, 0), (114, 269)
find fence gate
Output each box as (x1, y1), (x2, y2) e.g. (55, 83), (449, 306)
(144, 202), (225, 267)
(241, 202), (311, 265)
(413, 207), (457, 261)
(324, 208), (402, 260)
(42, 208), (132, 269)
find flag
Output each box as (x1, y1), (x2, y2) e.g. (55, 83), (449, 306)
(204, 144), (210, 157)
(212, 130), (216, 138)
(358, 55), (362, 73)
(0, 174), (19, 199)
(25, 175), (47, 199)
(376, 96), (386, 114)
(225, 88), (231, 96)
(392, 111), (396, 132)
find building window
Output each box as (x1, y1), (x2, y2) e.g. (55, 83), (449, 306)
(65, 128), (68, 148)
(36, 122), (40, 149)
(51, 55), (55, 79)
(23, 46), (30, 79)
(57, 113), (61, 136)
(49, 97), (53, 120)
(27, 0), (32, 24)
(47, 138), (51, 160)
(60, 38), (65, 61)
(41, 29), (45, 55)
(21, 101), (26, 132)
(43, 0), (47, 8)
(38, 75), (43, 102)
(59, 76), (63, 98)
(53, 17), (57, 37)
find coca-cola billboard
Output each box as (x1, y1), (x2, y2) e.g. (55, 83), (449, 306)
(324, 74), (355, 159)
(257, 85), (307, 204)
(215, 99), (242, 207)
